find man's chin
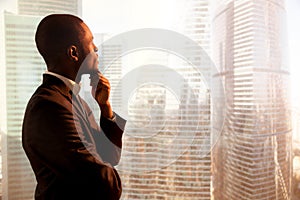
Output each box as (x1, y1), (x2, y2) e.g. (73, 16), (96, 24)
(89, 68), (99, 75)
(78, 67), (98, 75)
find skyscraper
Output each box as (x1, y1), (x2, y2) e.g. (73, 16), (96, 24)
(102, 0), (213, 199)
(2, 1), (80, 199)
(212, 0), (291, 199)
(18, 0), (81, 16)
(179, 0), (212, 199)
(3, 12), (43, 199)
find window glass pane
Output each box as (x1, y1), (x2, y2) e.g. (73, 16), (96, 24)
(0, 0), (298, 199)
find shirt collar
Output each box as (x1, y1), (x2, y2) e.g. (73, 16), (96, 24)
(44, 71), (81, 95)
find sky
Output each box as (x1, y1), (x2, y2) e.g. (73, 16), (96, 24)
(81, 0), (183, 34)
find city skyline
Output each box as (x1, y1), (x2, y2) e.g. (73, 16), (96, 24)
(1, 0), (299, 108)
(0, 0), (299, 199)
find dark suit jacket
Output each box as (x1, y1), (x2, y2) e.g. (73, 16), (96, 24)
(22, 74), (126, 200)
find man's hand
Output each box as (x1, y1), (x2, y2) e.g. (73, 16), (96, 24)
(90, 71), (114, 119)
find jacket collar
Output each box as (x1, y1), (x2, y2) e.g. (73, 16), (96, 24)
(42, 74), (73, 100)
(42, 74), (90, 126)
(44, 71), (81, 95)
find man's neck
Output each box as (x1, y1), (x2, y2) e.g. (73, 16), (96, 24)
(47, 67), (80, 83)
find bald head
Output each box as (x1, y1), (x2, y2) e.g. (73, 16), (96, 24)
(35, 14), (86, 68)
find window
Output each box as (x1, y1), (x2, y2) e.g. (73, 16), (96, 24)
(0, 0), (299, 199)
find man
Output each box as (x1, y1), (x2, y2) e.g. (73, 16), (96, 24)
(22, 14), (125, 200)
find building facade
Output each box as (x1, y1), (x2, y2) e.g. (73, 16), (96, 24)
(3, 12), (43, 199)
(2, 1), (80, 199)
(18, 0), (81, 16)
(102, 0), (213, 199)
(212, 0), (291, 199)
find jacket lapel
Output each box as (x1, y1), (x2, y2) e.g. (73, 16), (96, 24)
(42, 74), (88, 123)
(42, 74), (96, 144)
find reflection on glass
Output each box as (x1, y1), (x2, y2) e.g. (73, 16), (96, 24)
(0, 0), (296, 199)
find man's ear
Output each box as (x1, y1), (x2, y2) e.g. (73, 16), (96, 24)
(67, 45), (79, 62)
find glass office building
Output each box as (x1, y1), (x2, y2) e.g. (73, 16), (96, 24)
(18, 0), (81, 16)
(2, 1), (80, 199)
(113, 0), (213, 199)
(212, 0), (291, 199)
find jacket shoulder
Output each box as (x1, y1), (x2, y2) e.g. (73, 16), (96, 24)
(25, 84), (72, 115)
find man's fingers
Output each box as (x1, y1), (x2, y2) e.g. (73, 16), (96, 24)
(90, 74), (110, 88)
(89, 72), (111, 105)
(90, 73), (111, 95)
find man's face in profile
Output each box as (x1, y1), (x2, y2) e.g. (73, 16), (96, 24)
(79, 23), (99, 75)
